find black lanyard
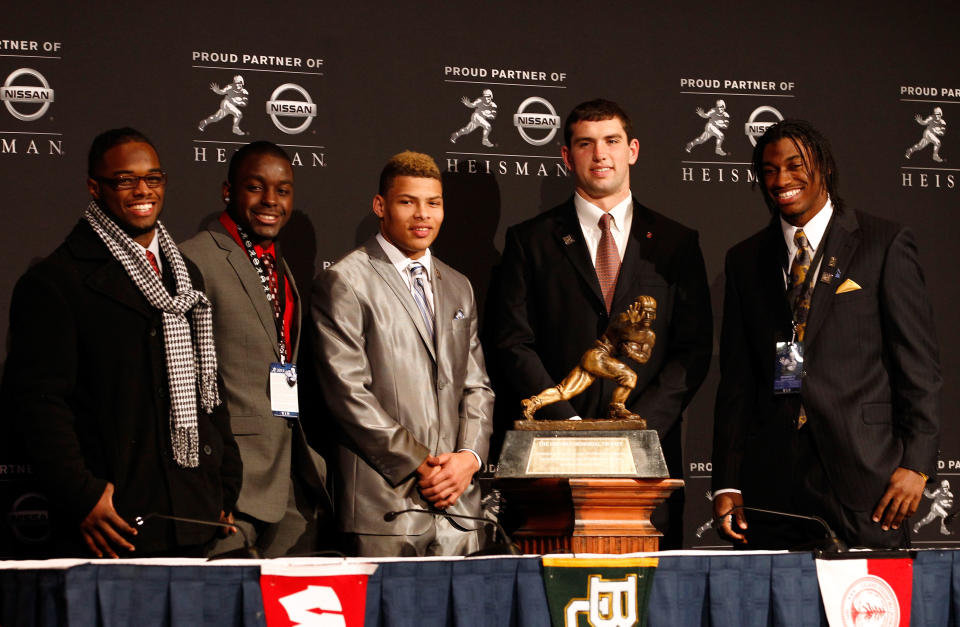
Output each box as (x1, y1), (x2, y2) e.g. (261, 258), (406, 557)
(234, 223), (287, 363)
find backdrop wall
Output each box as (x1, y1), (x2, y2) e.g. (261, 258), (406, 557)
(2, 1), (957, 553)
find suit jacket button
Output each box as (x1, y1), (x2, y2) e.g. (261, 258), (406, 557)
(149, 328), (157, 337)
(438, 381), (447, 390)
(203, 444), (212, 455)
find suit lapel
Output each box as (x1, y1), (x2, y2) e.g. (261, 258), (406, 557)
(364, 239), (437, 362)
(212, 230), (281, 360)
(280, 256), (301, 361)
(85, 259), (153, 318)
(68, 222), (152, 318)
(803, 208), (860, 349)
(432, 262), (450, 364)
(611, 198), (651, 314)
(553, 201), (605, 310)
(759, 220), (793, 329)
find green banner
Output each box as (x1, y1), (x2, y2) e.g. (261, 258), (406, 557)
(541, 557), (658, 627)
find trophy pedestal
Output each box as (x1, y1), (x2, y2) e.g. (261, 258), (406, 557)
(494, 428), (681, 553)
(495, 477), (683, 554)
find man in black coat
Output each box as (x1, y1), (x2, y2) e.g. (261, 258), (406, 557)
(711, 120), (941, 549)
(3, 128), (241, 557)
(492, 99), (713, 547)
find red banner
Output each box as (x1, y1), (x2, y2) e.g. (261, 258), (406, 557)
(816, 557), (912, 627)
(260, 563), (377, 627)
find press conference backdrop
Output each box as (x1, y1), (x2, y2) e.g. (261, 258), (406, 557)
(1, 2), (957, 554)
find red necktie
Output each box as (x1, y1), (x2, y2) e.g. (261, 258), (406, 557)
(596, 213), (621, 313)
(145, 250), (161, 276)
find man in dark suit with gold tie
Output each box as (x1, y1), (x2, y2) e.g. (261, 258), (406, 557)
(712, 120), (941, 549)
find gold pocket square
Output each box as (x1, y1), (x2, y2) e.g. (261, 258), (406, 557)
(835, 279), (862, 294)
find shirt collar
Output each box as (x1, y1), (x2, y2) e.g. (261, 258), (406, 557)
(780, 197), (834, 253)
(376, 232), (433, 279)
(574, 191), (633, 232)
(219, 210), (276, 258)
(141, 230), (162, 272)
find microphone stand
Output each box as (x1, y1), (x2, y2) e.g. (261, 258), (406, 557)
(135, 512), (261, 559)
(384, 508), (520, 555)
(719, 505), (848, 553)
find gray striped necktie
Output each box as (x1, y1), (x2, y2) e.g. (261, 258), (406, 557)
(408, 262), (434, 340)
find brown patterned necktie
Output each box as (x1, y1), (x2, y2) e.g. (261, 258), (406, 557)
(596, 213), (621, 313)
(788, 228), (813, 428)
(788, 229), (813, 341)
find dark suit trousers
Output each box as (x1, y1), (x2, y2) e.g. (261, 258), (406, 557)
(742, 423), (907, 550)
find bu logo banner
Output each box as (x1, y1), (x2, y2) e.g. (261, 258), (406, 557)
(542, 557), (658, 627)
(260, 563), (377, 627)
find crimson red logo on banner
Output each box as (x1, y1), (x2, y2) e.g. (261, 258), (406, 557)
(816, 557), (913, 627)
(260, 573), (370, 627)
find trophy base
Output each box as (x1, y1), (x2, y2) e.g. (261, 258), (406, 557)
(513, 418), (645, 431)
(495, 429), (668, 479)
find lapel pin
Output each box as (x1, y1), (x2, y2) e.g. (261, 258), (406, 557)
(562, 235), (574, 245)
(454, 308), (465, 320)
(646, 232), (652, 239)
(827, 256), (837, 268)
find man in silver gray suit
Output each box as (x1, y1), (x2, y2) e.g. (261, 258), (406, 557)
(312, 151), (493, 557)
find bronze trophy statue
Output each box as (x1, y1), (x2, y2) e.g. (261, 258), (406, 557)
(494, 295), (682, 554)
(519, 295), (656, 428)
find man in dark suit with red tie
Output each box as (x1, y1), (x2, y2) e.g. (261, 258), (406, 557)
(711, 120), (941, 549)
(492, 99), (713, 547)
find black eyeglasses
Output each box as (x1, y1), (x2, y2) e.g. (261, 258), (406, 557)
(94, 171), (167, 191)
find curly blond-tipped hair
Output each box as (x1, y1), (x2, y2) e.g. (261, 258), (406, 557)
(378, 151), (442, 195)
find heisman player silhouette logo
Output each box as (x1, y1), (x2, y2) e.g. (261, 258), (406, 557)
(904, 107), (947, 163)
(198, 74), (250, 136)
(450, 88), (497, 147)
(685, 99), (731, 156)
(913, 479), (955, 536)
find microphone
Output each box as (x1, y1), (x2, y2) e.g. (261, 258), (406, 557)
(135, 512), (261, 559)
(719, 505), (847, 553)
(383, 508), (520, 555)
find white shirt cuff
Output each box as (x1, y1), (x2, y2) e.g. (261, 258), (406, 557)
(712, 488), (742, 498)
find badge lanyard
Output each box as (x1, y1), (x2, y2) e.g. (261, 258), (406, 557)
(234, 223), (288, 363)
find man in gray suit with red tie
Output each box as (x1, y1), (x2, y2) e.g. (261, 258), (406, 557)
(181, 142), (330, 557)
(712, 120), (941, 549)
(312, 151), (494, 557)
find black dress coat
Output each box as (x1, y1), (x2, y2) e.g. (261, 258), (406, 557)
(3, 220), (241, 555)
(492, 197), (713, 478)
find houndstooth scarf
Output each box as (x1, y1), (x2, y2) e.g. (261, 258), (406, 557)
(85, 201), (220, 468)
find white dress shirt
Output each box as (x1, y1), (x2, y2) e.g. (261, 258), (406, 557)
(780, 198), (834, 289)
(376, 232), (435, 310)
(574, 192), (633, 265)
